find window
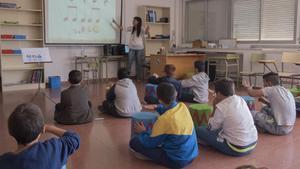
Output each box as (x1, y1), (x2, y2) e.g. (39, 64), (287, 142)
(232, 0), (297, 41)
(183, 0), (231, 43)
(184, 0), (207, 42)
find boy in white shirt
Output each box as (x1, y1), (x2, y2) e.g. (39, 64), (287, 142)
(197, 78), (258, 156)
(180, 61), (210, 103)
(245, 72), (296, 135)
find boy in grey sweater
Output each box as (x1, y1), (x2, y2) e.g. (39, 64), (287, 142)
(101, 68), (142, 117)
(180, 61), (210, 103)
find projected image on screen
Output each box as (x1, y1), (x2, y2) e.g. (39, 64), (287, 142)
(45, 0), (122, 44)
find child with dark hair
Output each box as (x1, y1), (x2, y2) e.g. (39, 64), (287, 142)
(180, 60), (210, 103)
(100, 68), (142, 117)
(146, 64), (181, 103)
(130, 82), (199, 168)
(112, 17), (149, 81)
(197, 78), (257, 157)
(244, 72), (296, 135)
(0, 103), (80, 169)
(55, 70), (94, 125)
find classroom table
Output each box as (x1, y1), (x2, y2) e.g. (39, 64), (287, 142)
(75, 55), (127, 82)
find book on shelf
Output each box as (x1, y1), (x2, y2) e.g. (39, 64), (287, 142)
(147, 10), (157, 23)
(31, 69), (43, 83)
(0, 3), (17, 9)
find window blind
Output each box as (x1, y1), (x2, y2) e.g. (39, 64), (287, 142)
(232, 0), (296, 41)
(261, 0), (296, 41)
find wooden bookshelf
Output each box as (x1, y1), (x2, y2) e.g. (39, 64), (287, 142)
(139, 6), (171, 56)
(0, 7), (42, 12)
(0, 0), (44, 92)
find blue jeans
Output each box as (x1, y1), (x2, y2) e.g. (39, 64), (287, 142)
(196, 127), (254, 157)
(128, 49), (145, 80)
(129, 137), (193, 169)
(251, 106), (293, 135)
(179, 88), (195, 103)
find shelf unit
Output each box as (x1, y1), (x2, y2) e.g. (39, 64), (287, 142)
(0, 7), (42, 12)
(139, 6), (171, 56)
(0, 0), (44, 92)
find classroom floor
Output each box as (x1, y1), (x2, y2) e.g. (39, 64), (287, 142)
(0, 81), (299, 169)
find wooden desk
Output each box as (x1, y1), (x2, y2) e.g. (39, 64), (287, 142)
(150, 54), (206, 78)
(258, 59), (279, 72)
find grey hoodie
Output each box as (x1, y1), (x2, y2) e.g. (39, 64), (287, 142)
(114, 78), (142, 117)
(181, 72), (210, 103)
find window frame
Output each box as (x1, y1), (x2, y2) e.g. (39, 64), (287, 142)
(231, 0), (298, 44)
(182, 0), (208, 43)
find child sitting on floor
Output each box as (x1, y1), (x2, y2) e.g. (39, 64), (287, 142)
(100, 68), (142, 117)
(146, 64), (181, 103)
(197, 78), (257, 157)
(180, 60), (210, 103)
(0, 103), (80, 169)
(245, 72), (296, 135)
(55, 70), (94, 125)
(130, 82), (199, 168)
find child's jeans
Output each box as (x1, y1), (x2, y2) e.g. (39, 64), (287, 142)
(196, 127), (256, 157)
(179, 88), (195, 103)
(129, 136), (193, 169)
(251, 106), (293, 135)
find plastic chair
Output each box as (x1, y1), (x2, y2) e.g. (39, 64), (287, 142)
(207, 53), (240, 86)
(240, 53), (266, 87)
(279, 52), (300, 87)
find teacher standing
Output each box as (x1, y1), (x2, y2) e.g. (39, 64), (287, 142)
(113, 17), (149, 81)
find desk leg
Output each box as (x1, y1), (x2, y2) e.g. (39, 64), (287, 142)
(273, 63), (279, 72)
(106, 59), (108, 83)
(264, 64), (273, 72)
(207, 61), (210, 78)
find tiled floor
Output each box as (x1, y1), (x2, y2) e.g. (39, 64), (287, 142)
(0, 82), (299, 169)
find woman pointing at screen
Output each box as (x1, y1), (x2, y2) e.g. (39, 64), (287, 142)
(113, 17), (149, 81)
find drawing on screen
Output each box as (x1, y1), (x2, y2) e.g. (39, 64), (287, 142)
(91, 7), (101, 23)
(64, 5), (78, 22)
(48, 0), (117, 43)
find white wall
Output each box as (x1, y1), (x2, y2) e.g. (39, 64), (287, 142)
(45, 0), (179, 81)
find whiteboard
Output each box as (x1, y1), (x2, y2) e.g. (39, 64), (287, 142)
(21, 48), (52, 63)
(44, 0), (122, 45)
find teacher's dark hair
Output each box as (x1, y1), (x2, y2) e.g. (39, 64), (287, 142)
(132, 17), (142, 37)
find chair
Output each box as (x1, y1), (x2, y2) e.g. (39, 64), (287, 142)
(240, 53), (266, 87)
(76, 56), (99, 84)
(278, 52), (300, 87)
(207, 53), (240, 86)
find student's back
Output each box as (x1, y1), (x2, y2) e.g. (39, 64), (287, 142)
(216, 95), (258, 145)
(262, 85), (295, 125)
(114, 78), (142, 116)
(148, 64), (181, 99)
(55, 70), (94, 125)
(55, 85), (94, 124)
(181, 72), (209, 103)
(0, 132), (79, 169)
(0, 103), (80, 169)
